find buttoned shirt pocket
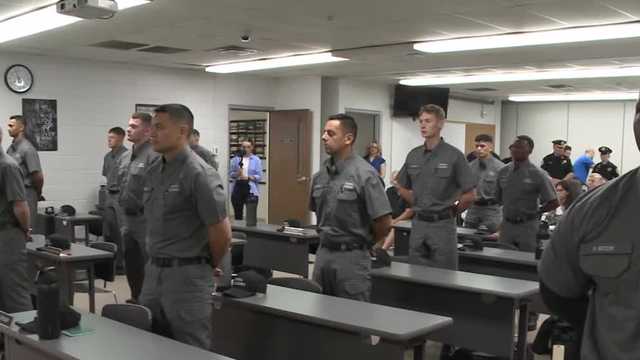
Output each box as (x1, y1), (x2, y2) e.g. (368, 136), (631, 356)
(407, 164), (421, 184)
(435, 165), (452, 178)
(579, 241), (632, 294)
(335, 184), (359, 228)
(163, 184), (190, 214)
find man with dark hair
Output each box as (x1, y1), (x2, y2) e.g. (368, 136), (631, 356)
(496, 135), (558, 251)
(190, 129), (218, 170)
(119, 112), (158, 303)
(542, 139), (574, 185)
(397, 104), (476, 270)
(140, 104), (231, 349)
(466, 134), (502, 162)
(464, 134), (505, 233)
(102, 126), (129, 273)
(538, 99), (640, 359)
(592, 146), (619, 180)
(311, 113), (391, 301)
(0, 129), (32, 313)
(6, 115), (43, 220)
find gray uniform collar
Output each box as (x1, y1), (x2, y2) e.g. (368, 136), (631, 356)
(423, 137), (445, 154)
(162, 146), (190, 170)
(132, 141), (152, 158)
(110, 145), (127, 157)
(326, 152), (356, 175)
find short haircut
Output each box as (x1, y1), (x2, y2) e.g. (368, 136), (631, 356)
(192, 128), (200, 137)
(556, 179), (582, 208)
(418, 104), (446, 120)
(154, 104), (194, 130)
(131, 112), (152, 126)
(108, 127), (125, 137)
(328, 113), (358, 142)
(9, 115), (26, 125)
(475, 134), (493, 143)
(516, 135), (535, 151)
(564, 145), (572, 151)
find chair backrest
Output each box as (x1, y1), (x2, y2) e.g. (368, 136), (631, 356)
(101, 304), (152, 331)
(268, 277), (322, 294)
(231, 231), (247, 240)
(481, 241), (519, 251)
(90, 241), (117, 282)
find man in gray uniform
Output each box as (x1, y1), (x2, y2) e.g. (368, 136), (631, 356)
(140, 104), (231, 349)
(120, 112), (159, 303)
(190, 128), (218, 170)
(0, 129), (32, 313)
(495, 135), (558, 252)
(7, 115), (43, 219)
(102, 127), (129, 271)
(311, 113), (391, 302)
(397, 105), (476, 270)
(538, 99), (640, 359)
(464, 134), (505, 233)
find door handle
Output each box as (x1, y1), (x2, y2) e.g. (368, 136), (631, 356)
(296, 176), (308, 183)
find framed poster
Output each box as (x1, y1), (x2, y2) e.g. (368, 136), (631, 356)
(22, 98), (57, 151)
(135, 103), (159, 115)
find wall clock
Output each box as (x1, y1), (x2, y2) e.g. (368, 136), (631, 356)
(4, 64), (34, 94)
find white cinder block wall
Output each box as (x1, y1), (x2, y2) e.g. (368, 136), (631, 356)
(501, 101), (639, 174)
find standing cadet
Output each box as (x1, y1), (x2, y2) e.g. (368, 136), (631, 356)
(592, 146), (619, 180)
(6, 115), (43, 219)
(140, 104), (231, 349)
(496, 135), (558, 252)
(120, 112), (159, 304)
(311, 113), (392, 302)
(190, 129), (218, 170)
(541, 139), (573, 184)
(464, 134), (505, 233)
(397, 105), (476, 270)
(102, 127), (129, 272)
(539, 99), (640, 359)
(0, 129), (32, 313)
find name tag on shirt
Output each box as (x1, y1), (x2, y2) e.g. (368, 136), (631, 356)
(523, 178), (534, 184)
(168, 184), (181, 192)
(437, 163), (449, 169)
(342, 182), (356, 191)
(137, 163), (145, 168)
(591, 245), (616, 253)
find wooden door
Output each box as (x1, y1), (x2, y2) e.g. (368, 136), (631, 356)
(268, 110), (312, 225)
(465, 123), (496, 155)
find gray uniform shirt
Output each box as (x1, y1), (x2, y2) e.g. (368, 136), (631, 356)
(102, 145), (129, 192)
(310, 153), (391, 246)
(496, 160), (556, 219)
(0, 149), (26, 228)
(6, 137), (41, 187)
(398, 140), (475, 213)
(470, 156), (505, 201)
(144, 146), (227, 258)
(120, 142), (160, 215)
(190, 144), (218, 170)
(539, 168), (640, 360)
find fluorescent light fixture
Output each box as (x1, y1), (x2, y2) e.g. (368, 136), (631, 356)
(400, 66), (640, 86)
(205, 52), (348, 73)
(415, 22), (640, 53)
(509, 92), (640, 102)
(0, 0), (150, 44)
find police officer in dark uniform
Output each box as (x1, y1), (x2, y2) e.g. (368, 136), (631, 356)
(541, 140), (573, 184)
(0, 129), (32, 313)
(311, 113), (392, 302)
(592, 146), (619, 180)
(539, 99), (640, 359)
(140, 104), (231, 349)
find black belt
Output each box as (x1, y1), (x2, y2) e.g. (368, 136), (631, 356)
(505, 214), (539, 224)
(150, 257), (211, 268)
(417, 209), (454, 222)
(107, 189), (120, 194)
(320, 242), (366, 252)
(474, 199), (499, 206)
(123, 208), (143, 216)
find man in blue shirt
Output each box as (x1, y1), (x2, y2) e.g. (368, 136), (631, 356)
(229, 141), (262, 220)
(573, 148), (595, 184)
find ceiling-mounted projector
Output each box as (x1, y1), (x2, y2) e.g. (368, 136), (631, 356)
(56, 0), (118, 19)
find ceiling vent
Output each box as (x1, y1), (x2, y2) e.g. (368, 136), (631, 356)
(206, 45), (259, 57)
(90, 40), (149, 50)
(137, 46), (190, 54)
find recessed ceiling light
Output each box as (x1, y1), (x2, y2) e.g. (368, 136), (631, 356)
(414, 22), (640, 53)
(509, 92), (639, 102)
(399, 66), (640, 86)
(205, 52), (348, 73)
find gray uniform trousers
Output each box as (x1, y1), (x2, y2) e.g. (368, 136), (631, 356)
(0, 228), (33, 313)
(103, 193), (125, 267)
(312, 247), (371, 302)
(140, 263), (214, 350)
(122, 215), (147, 301)
(464, 205), (502, 233)
(409, 218), (458, 270)
(499, 220), (539, 252)
(25, 187), (38, 220)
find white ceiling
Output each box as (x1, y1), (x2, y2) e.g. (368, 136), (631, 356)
(2, 0), (640, 97)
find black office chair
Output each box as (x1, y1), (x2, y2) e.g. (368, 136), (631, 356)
(101, 303), (152, 331)
(268, 277), (322, 294)
(74, 241), (118, 303)
(481, 241), (519, 251)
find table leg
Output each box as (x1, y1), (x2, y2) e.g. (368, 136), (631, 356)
(88, 265), (96, 313)
(84, 225), (90, 246)
(412, 343), (425, 360)
(516, 303), (529, 360)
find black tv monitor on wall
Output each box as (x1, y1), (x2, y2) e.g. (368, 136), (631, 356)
(393, 85), (450, 118)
